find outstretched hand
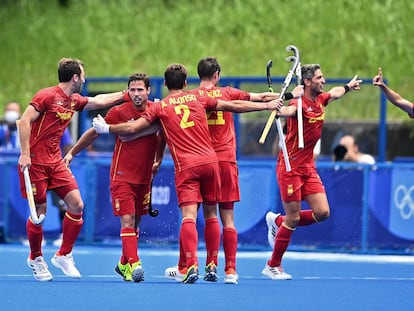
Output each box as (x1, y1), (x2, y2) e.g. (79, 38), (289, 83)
(372, 67), (385, 87)
(347, 75), (363, 91)
(292, 85), (304, 98)
(92, 114), (110, 134)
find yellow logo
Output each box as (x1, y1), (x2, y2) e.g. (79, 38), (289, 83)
(287, 184), (294, 196)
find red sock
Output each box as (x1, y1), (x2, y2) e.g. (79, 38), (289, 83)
(276, 210), (317, 227)
(121, 227), (138, 264)
(180, 218), (198, 268)
(222, 227), (237, 272)
(298, 210), (317, 226)
(26, 219), (43, 259)
(59, 211), (83, 256)
(204, 217), (220, 266)
(268, 224), (294, 267)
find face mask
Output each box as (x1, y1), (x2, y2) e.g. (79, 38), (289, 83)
(5, 110), (19, 124)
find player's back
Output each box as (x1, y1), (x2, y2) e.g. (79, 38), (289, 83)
(145, 91), (218, 172)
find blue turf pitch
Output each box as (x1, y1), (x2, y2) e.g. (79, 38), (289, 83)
(0, 244), (413, 311)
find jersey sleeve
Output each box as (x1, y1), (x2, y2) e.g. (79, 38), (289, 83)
(104, 106), (119, 124)
(197, 94), (218, 110)
(71, 93), (89, 111)
(142, 102), (160, 123)
(224, 86), (250, 100)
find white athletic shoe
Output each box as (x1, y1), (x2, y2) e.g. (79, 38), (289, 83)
(224, 269), (239, 284)
(51, 252), (81, 278)
(262, 263), (292, 280)
(131, 262), (145, 283)
(27, 256), (53, 282)
(165, 266), (184, 282)
(266, 211), (280, 248)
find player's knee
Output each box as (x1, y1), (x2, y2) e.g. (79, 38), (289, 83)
(67, 200), (84, 214)
(315, 209), (330, 222)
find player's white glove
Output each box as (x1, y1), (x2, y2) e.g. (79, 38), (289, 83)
(92, 115), (110, 134)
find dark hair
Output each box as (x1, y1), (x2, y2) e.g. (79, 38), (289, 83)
(333, 144), (347, 161)
(197, 57), (221, 80)
(58, 58), (83, 82)
(301, 64), (321, 84)
(128, 73), (150, 88)
(164, 63), (187, 90)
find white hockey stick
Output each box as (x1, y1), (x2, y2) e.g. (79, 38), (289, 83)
(23, 167), (45, 225)
(16, 119), (45, 224)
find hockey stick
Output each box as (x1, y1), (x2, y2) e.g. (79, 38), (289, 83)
(287, 45), (304, 149)
(148, 178), (159, 217)
(16, 120), (45, 224)
(23, 167), (45, 224)
(259, 49), (299, 145)
(261, 60), (291, 172)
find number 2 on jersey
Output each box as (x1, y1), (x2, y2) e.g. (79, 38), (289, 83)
(174, 104), (195, 129)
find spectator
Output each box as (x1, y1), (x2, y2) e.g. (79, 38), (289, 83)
(337, 134), (375, 164)
(0, 101), (21, 151)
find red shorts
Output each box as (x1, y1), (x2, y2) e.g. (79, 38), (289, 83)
(175, 162), (220, 207)
(218, 161), (240, 208)
(18, 161), (79, 204)
(110, 181), (150, 216)
(277, 165), (325, 202)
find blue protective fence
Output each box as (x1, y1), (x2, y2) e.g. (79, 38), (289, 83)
(1, 152), (414, 254)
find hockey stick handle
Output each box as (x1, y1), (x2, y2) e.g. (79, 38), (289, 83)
(275, 118), (291, 171)
(259, 57), (298, 145)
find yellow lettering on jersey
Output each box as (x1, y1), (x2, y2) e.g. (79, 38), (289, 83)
(207, 111), (225, 125)
(308, 112), (325, 123)
(56, 111), (73, 121)
(169, 94), (197, 105)
(206, 89), (222, 98)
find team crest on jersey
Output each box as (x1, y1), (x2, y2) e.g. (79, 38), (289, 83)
(287, 184), (294, 196)
(32, 184), (37, 196)
(70, 100), (76, 109)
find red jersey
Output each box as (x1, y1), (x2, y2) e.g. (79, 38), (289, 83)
(143, 91), (218, 173)
(29, 86), (88, 165)
(105, 101), (158, 184)
(279, 92), (331, 169)
(191, 86), (250, 162)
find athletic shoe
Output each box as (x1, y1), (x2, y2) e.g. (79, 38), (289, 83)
(203, 261), (218, 282)
(266, 211), (281, 248)
(261, 263), (292, 280)
(27, 256), (53, 282)
(165, 265), (185, 282)
(115, 261), (132, 281)
(131, 261), (144, 282)
(182, 264), (199, 284)
(224, 268), (239, 284)
(51, 252), (81, 278)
